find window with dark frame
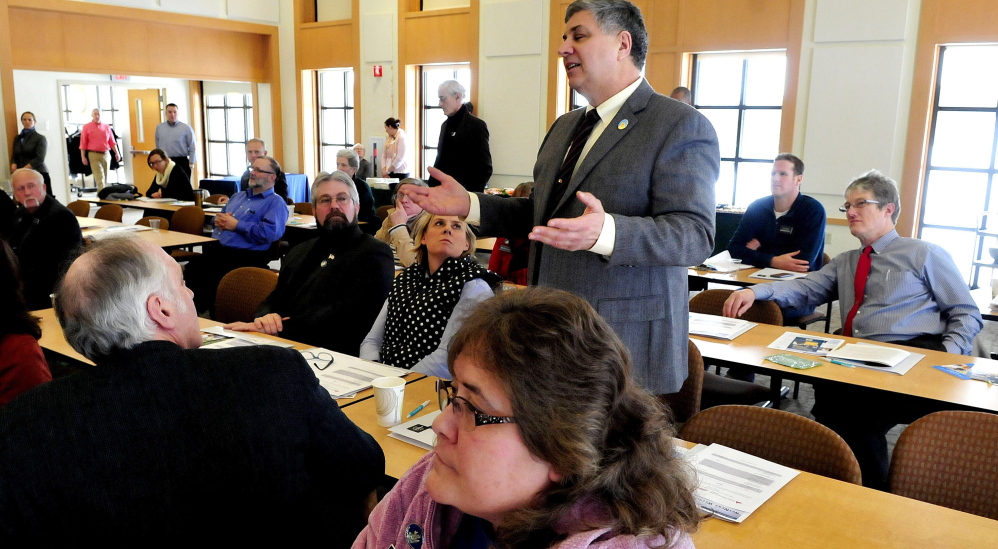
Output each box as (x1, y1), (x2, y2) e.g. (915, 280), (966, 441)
(204, 92), (254, 177)
(917, 44), (998, 286)
(692, 51), (786, 207)
(419, 64), (471, 179)
(61, 84), (124, 184)
(317, 68), (355, 173)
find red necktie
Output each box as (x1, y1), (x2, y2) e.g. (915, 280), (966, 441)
(843, 246), (873, 337)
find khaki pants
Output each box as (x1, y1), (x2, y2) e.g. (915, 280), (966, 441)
(87, 150), (109, 190)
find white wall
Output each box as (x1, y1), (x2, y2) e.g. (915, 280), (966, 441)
(76, 0), (280, 23)
(317, 0), (351, 22)
(278, 0), (300, 173)
(12, 70), (188, 203)
(359, 0), (400, 174)
(793, 0), (922, 257)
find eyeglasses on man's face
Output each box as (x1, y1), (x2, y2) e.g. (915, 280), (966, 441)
(839, 199), (881, 213)
(436, 379), (516, 431)
(316, 195), (353, 207)
(249, 166), (274, 175)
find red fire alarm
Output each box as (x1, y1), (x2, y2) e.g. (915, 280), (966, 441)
(373, 65), (383, 77)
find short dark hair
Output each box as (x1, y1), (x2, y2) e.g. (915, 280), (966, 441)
(384, 117), (401, 129)
(165, 103), (178, 110)
(846, 169), (901, 223)
(447, 287), (700, 548)
(148, 148), (168, 164)
(566, 0), (648, 70)
(775, 153), (804, 176)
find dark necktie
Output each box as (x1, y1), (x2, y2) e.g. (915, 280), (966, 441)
(843, 245), (873, 337)
(547, 109), (601, 219)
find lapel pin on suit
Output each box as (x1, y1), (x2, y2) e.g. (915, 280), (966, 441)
(618, 119), (629, 130)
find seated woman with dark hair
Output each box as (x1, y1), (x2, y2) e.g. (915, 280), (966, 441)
(146, 148), (193, 201)
(356, 287), (700, 549)
(0, 237), (52, 406)
(361, 212), (500, 378)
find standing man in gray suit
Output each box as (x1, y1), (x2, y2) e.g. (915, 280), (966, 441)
(406, 0), (719, 395)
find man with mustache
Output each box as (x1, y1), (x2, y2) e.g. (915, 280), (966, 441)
(4, 169), (82, 310)
(226, 171), (394, 355)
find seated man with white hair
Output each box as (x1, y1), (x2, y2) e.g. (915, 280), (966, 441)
(0, 237), (384, 544)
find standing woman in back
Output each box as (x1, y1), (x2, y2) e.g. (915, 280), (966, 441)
(382, 118), (410, 179)
(0, 237), (52, 406)
(10, 112), (52, 198)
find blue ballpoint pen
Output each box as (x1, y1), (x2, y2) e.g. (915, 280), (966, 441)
(406, 400), (431, 418)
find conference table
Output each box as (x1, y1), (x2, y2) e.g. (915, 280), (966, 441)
(691, 322), (998, 413)
(77, 216), (217, 251)
(689, 266), (767, 288)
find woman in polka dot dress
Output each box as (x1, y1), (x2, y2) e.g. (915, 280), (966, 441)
(360, 212), (501, 378)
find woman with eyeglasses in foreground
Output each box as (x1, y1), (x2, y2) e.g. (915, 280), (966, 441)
(361, 212), (500, 379)
(146, 148), (193, 201)
(355, 287), (699, 549)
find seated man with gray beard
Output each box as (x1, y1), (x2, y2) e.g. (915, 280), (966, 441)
(0, 236), (384, 545)
(226, 171), (394, 356)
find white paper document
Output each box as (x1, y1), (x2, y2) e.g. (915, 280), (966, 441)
(689, 312), (756, 340)
(136, 197), (176, 203)
(200, 325), (295, 349)
(301, 349), (409, 398)
(749, 268), (808, 280)
(685, 443), (799, 523)
(768, 332), (845, 356)
(388, 410), (441, 450)
(700, 251), (754, 273)
(826, 343), (923, 375)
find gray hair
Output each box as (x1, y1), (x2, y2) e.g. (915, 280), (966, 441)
(336, 148), (360, 169)
(392, 177), (428, 202)
(566, 0), (648, 70)
(257, 155), (282, 177)
(247, 137), (266, 148)
(55, 238), (184, 360)
(311, 170), (360, 208)
(439, 80), (466, 101)
(11, 168), (43, 186)
(846, 169), (901, 223)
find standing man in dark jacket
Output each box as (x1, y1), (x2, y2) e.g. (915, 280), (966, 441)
(427, 80), (493, 192)
(0, 236), (385, 545)
(4, 169), (82, 310)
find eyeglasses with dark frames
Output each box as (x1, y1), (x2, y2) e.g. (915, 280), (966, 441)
(301, 351), (334, 371)
(249, 166), (275, 175)
(839, 199), (881, 213)
(436, 379), (516, 431)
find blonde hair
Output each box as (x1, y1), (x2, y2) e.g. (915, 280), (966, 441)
(409, 212), (476, 265)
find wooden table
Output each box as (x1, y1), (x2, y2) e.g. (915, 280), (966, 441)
(691, 322), (998, 412)
(77, 216), (217, 251)
(85, 197), (188, 215)
(476, 237), (497, 253)
(688, 267), (769, 288)
(682, 439), (998, 548)
(342, 376), (439, 479)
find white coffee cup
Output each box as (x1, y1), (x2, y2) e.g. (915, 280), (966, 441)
(148, 219), (161, 232)
(287, 204), (296, 217)
(372, 376), (406, 427)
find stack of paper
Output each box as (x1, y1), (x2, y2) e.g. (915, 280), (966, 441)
(700, 251), (754, 273)
(302, 349), (408, 398)
(388, 410), (441, 449)
(683, 443), (799, 523)
(826, 343), (923, 375)
(749, 268), (808, 280)
(689, 312), (756, 340)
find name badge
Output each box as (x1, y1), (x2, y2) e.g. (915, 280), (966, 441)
(778, 225), (794, 235)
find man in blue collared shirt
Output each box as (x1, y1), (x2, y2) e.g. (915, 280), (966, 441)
(190, 156), (288, 313)
(723, 169), (982, 489)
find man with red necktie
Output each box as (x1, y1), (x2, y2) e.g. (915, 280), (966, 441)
(722, 169), (981, 490)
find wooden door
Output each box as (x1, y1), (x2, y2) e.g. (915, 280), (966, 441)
(128, 88), (163, 194)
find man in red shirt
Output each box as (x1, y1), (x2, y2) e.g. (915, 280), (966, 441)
(79, 108), (120, 190)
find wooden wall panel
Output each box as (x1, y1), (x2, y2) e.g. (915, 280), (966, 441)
(681, 0), (794, 50)
(404, 11), (472, 65)
(299, 23), (355, 69)
(645, 52), (678, 95)
(7, 9), (65, 68)
(647, 0), (680, 49)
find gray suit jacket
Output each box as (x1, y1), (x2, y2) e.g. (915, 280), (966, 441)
(11, 130), (48, 173)
(478, 80), (719, 393)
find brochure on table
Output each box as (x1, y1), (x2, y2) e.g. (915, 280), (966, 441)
(826, 343), (924, 375)
(200, 325), (295, 349)
(700, 251), (754, 273)
(749, 268), (808, 280)
(683, 443), (799, 523)
(689, 312), (756, 340)
(768, 332), (845, 356)
(388, 410), (441, 450)
(934, 362), (998, 383)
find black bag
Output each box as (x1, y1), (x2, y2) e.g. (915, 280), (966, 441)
(98, 185), (139, 199)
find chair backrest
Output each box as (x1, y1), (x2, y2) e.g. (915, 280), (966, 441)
(679, 405), (862, 484)
(214, 267), (279, 324)
(690, 289), (783, 326)
(94, 204), (123, 222)
(136, 216), (170, 231)
(206, 194), (229, 204)
(660, 340), (704, 423)
(171, 205), (205, 236)
(376, 205), (392, 221)
(889, 411), (998, 519)
(822, 252), (831, 266)
(294, 202), (313, 216)
(67, 200), (91, 217)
